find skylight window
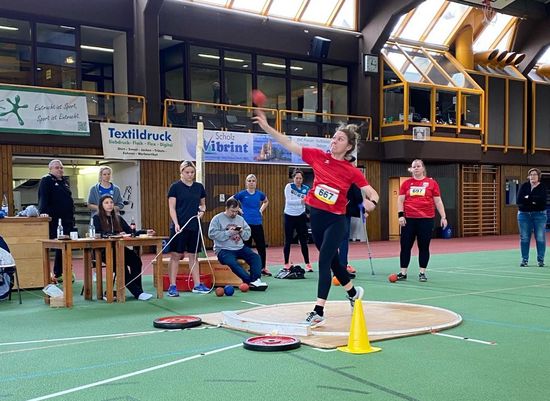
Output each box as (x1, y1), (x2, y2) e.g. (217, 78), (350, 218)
(399, 0), (446, 42)
(538, 47), (550, 65)
(232, 0), (265, 13)
(473, 14), (515, 51)
(268, 0), (303, 19)
(301, 0), (339, 25)
(424, 2), (469, 45)
(183, 0), (356, 30)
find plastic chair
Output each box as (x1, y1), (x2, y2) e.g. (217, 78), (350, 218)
(0, 241), (21, 304)
(0, 265), (21, 304)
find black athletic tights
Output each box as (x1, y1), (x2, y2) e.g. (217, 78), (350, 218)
(244, 224), (267, 270)
(309, 207), (350, 300)
(283, 213), (310, 264)
(399, 217), (434, 269)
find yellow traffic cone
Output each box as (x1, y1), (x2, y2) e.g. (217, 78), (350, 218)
(337, 300), (381, 354)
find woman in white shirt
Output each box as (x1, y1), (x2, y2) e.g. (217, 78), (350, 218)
(283, 169), (312, 272)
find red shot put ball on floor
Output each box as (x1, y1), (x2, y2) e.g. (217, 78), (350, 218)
(215, 287), (225, 297)
(388, 273), (398, 283)
(251, 89), (267, 107)
(239, 283), (249, 292)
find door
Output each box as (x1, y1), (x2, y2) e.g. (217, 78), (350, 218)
(389, 177), (408, 240)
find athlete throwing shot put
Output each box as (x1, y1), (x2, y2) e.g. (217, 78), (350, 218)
(253, 108), (379, 327)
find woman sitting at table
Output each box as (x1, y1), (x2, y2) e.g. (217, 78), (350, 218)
(93, 194), (154, 301)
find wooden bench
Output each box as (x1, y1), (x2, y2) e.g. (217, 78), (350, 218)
(152, 255), (250, 291)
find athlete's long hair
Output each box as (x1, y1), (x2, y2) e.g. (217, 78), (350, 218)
(336, 124), (359, 161)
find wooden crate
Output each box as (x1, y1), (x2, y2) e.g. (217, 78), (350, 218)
(153, 256), (249, 286)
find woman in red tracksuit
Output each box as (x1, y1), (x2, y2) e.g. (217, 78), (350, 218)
(396, 159), (447, 282)
(253, 110), (379, 327)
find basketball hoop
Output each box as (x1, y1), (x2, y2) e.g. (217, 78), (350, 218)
(482, 0), (497, 26)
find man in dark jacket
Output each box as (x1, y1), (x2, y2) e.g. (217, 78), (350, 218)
(38, 159), (75, 280)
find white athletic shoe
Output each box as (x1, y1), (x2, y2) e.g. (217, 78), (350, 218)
(138, 292), (153, 301)
(347, 286), (364, 309)
(249, 279), (268, 291)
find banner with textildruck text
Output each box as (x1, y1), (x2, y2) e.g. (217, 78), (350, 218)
(0, 85), (89, 136)
(100, 123), (187, 161)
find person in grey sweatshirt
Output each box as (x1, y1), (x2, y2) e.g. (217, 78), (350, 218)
(208, 198), (268, 290)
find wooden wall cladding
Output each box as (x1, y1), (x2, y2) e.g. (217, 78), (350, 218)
(363, 160), (381, 241)
(140, 160), (382, 248)
(0, 145), (13, 212)
(2, 145), (381, 248)
(140, 161), (288, 248)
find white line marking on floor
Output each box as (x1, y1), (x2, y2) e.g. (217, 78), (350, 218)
(0, 330), (172, 347)
(312, 347), (338, 352)
(241, 301), (267, 306)
(431, 332), (496, 345)
(0, 338), (116, 355)
(429, 268), (550, 281)
(402, 282), (550, 303)
(25, 343), (243, 401)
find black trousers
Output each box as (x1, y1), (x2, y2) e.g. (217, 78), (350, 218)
(309, 207), (350, 300)
(399, 218), (434, 269)
(118, 247), (145, 298)
(283, 213), (310, 264)
(244, 224), (267, 269)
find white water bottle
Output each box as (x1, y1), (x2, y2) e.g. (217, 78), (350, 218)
(57, 218), (64, 239)
(1, 193), (8, 216)
(88, 217), (96, 238)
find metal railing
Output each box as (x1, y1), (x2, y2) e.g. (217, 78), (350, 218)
(279, 109), (372, 141)
(162, 99), (279, 131)
(162, 99), (373, 141)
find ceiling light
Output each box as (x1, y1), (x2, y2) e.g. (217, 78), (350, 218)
(65, 56), (75, 64)
(81, 45), (114, 53)
(0, 25), (18, 31)
(198, 53), (244, 63)
(198, 53), (220, 60)
(260, 62), (304, 71)
(79, 166), (101, 175)
(262, 62), (285, 69)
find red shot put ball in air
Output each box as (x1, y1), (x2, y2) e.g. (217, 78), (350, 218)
(251, 89), (267, 107)
(388, 273), (398, 283)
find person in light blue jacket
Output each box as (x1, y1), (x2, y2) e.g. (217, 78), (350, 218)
(87, 166), (124, 216)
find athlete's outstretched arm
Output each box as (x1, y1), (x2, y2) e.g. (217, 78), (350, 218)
(253, 110), (302, 157)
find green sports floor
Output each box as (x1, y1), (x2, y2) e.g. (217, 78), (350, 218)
(1, 245), (549, 401)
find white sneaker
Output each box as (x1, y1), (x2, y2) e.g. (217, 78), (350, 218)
(347, 286), (364, 309)
(249, 279), (268, 291)
(138, 292), (153, 301)
(304, 311), (325, 327)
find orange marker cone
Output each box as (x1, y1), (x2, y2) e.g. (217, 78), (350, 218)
(337, 300), (381, 354)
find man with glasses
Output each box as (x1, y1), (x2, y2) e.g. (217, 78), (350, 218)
(208, 198), (268, 290)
